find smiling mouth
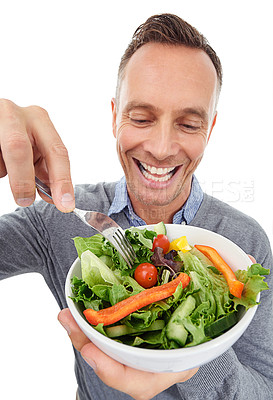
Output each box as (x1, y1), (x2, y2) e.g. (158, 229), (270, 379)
(137, 160), (178, 182)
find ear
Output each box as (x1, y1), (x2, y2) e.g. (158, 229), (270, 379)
(207, 112), (217, 143)
(111, 98), (117, 138)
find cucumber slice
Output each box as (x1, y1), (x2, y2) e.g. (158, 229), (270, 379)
(166, 295), (196, 346)
(153, 221), (167, 235)
(204, 311), (238, 338)
(105, 320), (165, 338)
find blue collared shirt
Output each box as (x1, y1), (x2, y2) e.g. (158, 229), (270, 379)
(108, 175), (203, 226)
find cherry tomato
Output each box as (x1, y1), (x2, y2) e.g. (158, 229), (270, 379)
(152, 234), (170, 254)
(134, 263), (158, 288)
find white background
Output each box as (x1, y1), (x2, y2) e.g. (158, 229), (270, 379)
(0, 1), (272, 399)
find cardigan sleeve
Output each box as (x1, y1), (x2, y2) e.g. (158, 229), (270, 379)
(177, 228), (273, 399)
(0, 205), (50, 281)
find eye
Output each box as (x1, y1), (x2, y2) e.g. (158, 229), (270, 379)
(176, 118), (202, 133)
(180, 124), (200, 132)
(130, 118), (152, 125)
(128, 112), (154, 126)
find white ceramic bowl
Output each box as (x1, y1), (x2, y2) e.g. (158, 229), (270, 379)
(65, 225), (258, 373)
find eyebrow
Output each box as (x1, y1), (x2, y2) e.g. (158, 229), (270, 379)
(178, 107), (208, 123)
(123, 101), (208, 122)
(123, 101), (160, 114)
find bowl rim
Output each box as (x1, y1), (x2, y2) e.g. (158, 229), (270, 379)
(65, 224), (259, 360)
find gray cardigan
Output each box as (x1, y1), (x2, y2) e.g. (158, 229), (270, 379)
(0, 182), (272, 400)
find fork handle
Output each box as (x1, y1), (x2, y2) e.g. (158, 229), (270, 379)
(35, 177), (53, 200)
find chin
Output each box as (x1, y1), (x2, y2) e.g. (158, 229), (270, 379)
(131, 184), (183, 208)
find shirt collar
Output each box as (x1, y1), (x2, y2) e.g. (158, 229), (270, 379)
(108, 175), (203, 226)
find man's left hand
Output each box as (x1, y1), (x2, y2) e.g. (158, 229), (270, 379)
(58, 308), (198, 400)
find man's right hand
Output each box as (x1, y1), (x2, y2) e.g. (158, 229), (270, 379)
(0, 99), (75, 212)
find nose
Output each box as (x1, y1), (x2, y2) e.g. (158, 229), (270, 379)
(142, 120), (180, 161)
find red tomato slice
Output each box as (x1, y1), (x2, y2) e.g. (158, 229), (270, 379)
(152, 234), (170, 254)
(134, 263), (158, 288)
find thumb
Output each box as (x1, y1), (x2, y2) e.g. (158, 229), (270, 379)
(248, 254), (256, 264)
(58, 308), (90, 351)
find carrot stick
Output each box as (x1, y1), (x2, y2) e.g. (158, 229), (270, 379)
(194, 245), (244, 298)
(84, 273), (190, 326)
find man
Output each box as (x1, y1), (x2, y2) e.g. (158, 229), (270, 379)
(0, 13), (272, 400)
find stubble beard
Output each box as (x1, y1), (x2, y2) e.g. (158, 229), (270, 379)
(127, 178), (186, 208)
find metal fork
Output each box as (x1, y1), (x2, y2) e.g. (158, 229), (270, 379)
(35, 177), (136, 268)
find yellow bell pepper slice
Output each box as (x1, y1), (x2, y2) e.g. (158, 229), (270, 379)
(169, 236), (191, 253)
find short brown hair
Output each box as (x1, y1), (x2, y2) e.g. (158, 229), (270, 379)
(116, 13), (222, 103)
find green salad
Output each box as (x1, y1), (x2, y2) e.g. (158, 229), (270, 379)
(70, 224), (269, 349)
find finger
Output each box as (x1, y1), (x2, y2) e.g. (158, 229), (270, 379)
(58, 309), (146, 392)
(0, 149), (7, 178)
(58, 309), (130, 386)
(34, 158), (54, 204)
(248, 254), (256, 263)
(80, 340), (198, 399)
(58, 309), (199, 399)
(81, 342), (127, 386)
(36, 188), (55, 204)
(0, 108), (36, 206)
(58, 308), (90, 351)
(27, 106), (75, 212)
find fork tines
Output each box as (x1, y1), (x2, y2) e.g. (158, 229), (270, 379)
(113, 228), (136, 268)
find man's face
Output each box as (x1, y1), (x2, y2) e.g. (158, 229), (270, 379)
(112, 43), (218, 216)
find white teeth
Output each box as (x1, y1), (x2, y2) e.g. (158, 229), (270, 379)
(139, 161), (176, 182)
(142, 169), (173, 182)
(141, 162), (175, 175)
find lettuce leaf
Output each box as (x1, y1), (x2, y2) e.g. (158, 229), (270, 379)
(73, 234), (130, 273)
(69, 276), (103, 311)
(122, 331), (163, 347)
(73, 227), (156, 275)
(234, 264), (269, 309)
(178, 251), (232, 321)
(101, 239), (129, 273)
(122, 302), (167, 330)
(91, 283), (130, 305)
(183, 316), (209, 347)
(81, 250), (121, 287)
(126, 227), (156, 250)
(73, 234), (105, 258)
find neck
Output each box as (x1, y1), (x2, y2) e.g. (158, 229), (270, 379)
(129, 188), (191, 225)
